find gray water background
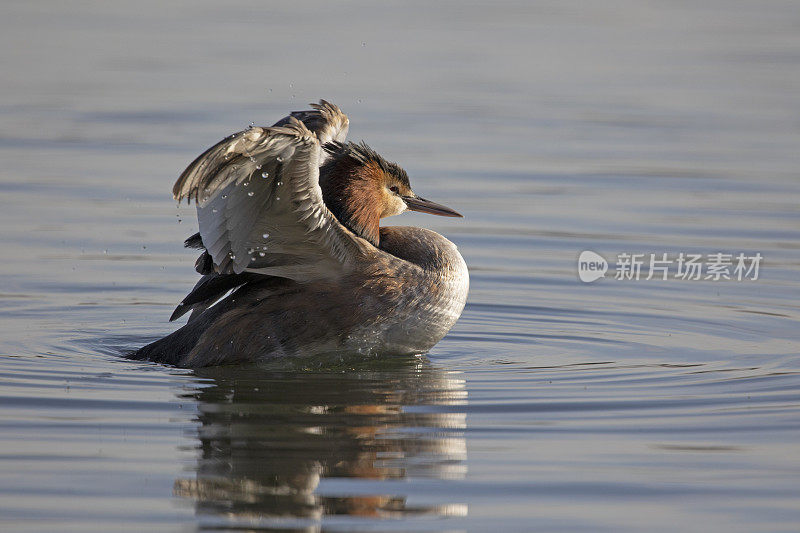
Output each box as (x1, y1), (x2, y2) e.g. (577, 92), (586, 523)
(1, 1), (799, 531)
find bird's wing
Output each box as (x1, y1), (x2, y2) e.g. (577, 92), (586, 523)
(172, 105), (370, 280)
(272, 99), (350, 147)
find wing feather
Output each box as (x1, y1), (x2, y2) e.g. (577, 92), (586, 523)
(273, 99), (350, 146)
(173, 101), (369, 280)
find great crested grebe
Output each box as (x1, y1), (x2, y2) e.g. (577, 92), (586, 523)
(131, 100), (468, 367)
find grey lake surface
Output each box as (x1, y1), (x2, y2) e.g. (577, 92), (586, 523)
(1, 1), (799, 531)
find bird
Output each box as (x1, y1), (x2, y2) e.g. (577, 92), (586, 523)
(130, 100), (468, 367)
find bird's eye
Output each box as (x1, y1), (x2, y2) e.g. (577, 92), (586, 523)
(389, 186), (400, 194)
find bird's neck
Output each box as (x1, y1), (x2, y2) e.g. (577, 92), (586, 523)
(319, 162), (382, 246)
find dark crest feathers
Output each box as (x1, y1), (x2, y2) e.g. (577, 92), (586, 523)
(323, 141), (409, 186)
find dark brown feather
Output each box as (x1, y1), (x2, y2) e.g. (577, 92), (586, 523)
(319, 154), (384, 246)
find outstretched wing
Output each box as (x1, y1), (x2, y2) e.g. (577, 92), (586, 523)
(271, 99), (349, 147)
(172, 102), (369, 280)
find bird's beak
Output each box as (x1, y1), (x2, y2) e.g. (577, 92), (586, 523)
(403, 195), (463, 217)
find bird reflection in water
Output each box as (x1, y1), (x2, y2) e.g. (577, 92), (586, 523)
(173, 356), (467, 527)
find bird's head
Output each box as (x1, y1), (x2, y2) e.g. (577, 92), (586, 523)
(320, 142), (462, 246)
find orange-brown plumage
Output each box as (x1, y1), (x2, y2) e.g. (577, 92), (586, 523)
(319, 142), (416, 247)
(320, 156), (382, 246)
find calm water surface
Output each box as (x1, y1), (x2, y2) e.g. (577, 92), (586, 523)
(1, 1), (799, 531)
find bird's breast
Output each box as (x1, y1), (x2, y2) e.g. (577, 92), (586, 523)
(343, 226), (469, 355)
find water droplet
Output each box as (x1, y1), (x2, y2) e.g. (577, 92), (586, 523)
(212, 208), (218, 213)
(361, 41), (366, 47)
(276, 156), (283, 162)
(357, 98), (362, 104)
(276, 196), (280, 201)
(221, 194), (227, 199)
(262, 233), (269, 239)
(142, 245), (146, 250)
(103, 249), (108, 254)
(177, 219), (182, 223)
(258, 252), (266, 257)
(247, 248), (254, 254)
(229, 253), (236, 260)
(243, 181), (249, 187)
(261, 172), (269, 178)
(247, 191), (254, 197)
(249, 156), (256, 162)
(277, 181), (283, 186)
(248, 121), (255, 128)
(256, 164), (262, 170)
